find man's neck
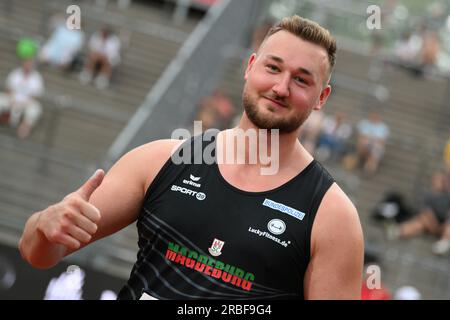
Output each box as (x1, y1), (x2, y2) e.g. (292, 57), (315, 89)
(216, 114), (310, 175)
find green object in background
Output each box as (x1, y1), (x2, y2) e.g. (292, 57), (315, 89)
(16, 38), (38, 60)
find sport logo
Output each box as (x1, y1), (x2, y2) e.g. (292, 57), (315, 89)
(267, 219), (286, 235)
(208, 238), (225, 257)
(171, 185), (206, 200)
(248, 219), (290, 248)
(196, 192), (206, 200)
(183, 174), (201, 188)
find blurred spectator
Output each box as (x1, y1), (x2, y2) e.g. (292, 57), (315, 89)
(44, 267), (85, 300)
(387, 171), (450, 255)
(16, 38), (38, 61)
(425, 1), (448, 31)
(197, 89), (235, 131)
(419, 30), (440, 74)
(372, 191), (413, 223)
(79, 27), (121, 90)
(343, 112), (389, 175)
(444, 137), (450, 176)
(0, 59), (44, 139)
(394, 24), (442, 77)
(298, 110), (324, 155)
(39, 14), (85, 71)
(315, 112), (352, 162)
(370, 0), (406, 56)
(393, 30), (422, 66)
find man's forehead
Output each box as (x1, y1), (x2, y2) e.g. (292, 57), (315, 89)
(258, 31), (330, 81)
(263, 54), (314, 76)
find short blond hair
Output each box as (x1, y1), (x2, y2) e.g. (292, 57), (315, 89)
(261, 15), (337, 73)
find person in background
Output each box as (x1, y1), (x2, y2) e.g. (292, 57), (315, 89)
(0, 59), (44, 139)
(444, 137), (450, 180)
(315, 111), (352, 162)
(197, 89), (235, 131)
(79, 27), (121, 90)
(345, 112), (389, 175)
(39, 14), (85, 71)
(387, 171), (450, 255)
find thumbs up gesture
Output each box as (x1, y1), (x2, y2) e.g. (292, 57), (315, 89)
(37, 169), (105, 250)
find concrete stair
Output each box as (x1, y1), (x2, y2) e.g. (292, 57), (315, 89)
(0, 0), (197, 278)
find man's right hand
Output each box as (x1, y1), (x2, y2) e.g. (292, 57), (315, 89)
(37, 169), (105, 250)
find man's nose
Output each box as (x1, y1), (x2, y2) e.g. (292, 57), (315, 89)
(272, 74), (290, 97)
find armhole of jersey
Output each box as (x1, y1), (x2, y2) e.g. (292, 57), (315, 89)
(141, 138), (191, 205)
(141, 134), (204, 205)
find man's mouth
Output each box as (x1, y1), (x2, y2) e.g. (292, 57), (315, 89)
(263, 96), (287, 108)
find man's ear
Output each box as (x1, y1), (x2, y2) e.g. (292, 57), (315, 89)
(313, 85), (332, 111)
(244, 53), (257, 81)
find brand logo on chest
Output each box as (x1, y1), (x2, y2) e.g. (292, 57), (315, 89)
(171, 185), (206, 200)
(182, 174), (202, 188)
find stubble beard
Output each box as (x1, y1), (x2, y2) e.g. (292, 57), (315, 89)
(242, 85), (309, 134)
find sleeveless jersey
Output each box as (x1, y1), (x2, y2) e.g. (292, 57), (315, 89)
(117, 133), (334, 300)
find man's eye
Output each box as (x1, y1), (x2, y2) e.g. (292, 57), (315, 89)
(266, 64), (280, 72)
(294, 77), (307, 84)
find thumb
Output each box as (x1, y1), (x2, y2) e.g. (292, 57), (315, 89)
(77, 169), (105, 200)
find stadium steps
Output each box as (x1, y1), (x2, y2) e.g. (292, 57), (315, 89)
(332, 51), (450, 298)
(0, 0), (198, 277)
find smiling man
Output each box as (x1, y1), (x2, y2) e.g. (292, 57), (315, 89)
(19, 15), (364, 300)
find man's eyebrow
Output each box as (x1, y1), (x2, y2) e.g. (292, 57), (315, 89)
(265, 54), (313, 77)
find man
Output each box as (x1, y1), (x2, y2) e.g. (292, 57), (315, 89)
(19, 16), (364, 299)
(355, 112), (390, 175)
(0, 59), (44, 139)
(79, 27), (121, 90)
(388, 171), (450, 255)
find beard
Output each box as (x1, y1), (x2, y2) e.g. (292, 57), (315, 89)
(242, 85), (310, 134)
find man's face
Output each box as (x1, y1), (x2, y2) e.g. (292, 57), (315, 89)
(242, 30), (331, 133)
(22, 60), (33, 74)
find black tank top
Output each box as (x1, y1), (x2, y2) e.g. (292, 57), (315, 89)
(117, 133), (334, 300)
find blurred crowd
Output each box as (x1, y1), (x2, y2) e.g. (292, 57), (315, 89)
(375, 0), (450, 77)
(0, 11), (123, 139)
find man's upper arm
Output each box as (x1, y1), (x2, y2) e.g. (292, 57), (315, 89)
(85, 139), (183, 244)
(304, 183), (364, 299)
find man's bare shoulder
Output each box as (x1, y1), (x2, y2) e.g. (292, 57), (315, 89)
(320, 183), (358, 218)
(305, 183), (364, 299)
(135, 139), (186, 159)
(311, 183), (363, 252)
(127, 139), (185, 190)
